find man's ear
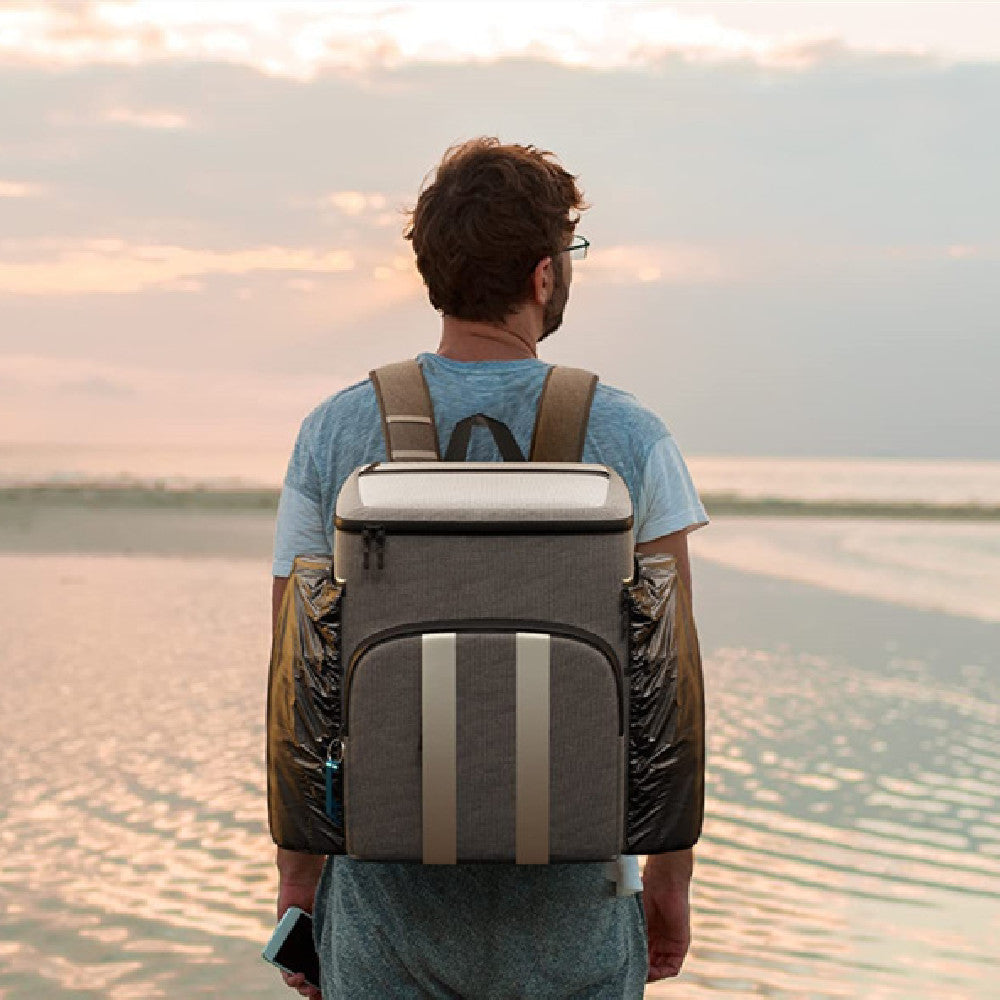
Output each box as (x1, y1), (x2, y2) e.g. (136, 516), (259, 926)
(531, 256), (554, 305)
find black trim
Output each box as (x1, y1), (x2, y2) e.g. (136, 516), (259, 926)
(344, 619), (625, 737)
(335, 516), (633, 535)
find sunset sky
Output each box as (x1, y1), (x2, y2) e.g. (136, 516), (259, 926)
(1, 1), (997, 458)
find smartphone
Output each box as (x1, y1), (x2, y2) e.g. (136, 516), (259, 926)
(262, 905), (321, 990)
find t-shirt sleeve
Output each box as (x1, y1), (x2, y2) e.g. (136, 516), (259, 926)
(634, 433), (710, 543)
(272, 417), (331, 577)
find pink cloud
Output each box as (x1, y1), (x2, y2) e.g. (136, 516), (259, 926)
(0, 239), (357, 295)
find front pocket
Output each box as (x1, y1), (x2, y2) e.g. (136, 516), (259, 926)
(343, 623), (624, 863)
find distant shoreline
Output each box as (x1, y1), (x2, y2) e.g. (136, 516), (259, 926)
(0, 485), (280, 511)
(3, 485), (999, 520)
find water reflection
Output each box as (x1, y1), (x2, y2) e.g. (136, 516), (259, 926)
(650, 641), (1000, 998)
(0, 554), (996, 998)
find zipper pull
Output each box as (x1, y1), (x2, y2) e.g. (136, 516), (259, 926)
(325, 737), (344, 825)
(375, 526), (386, 569)
(361, 526), (371, 570)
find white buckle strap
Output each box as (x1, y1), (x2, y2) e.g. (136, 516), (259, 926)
(391, 449), (440, 459)
(385, 414), (434, 424)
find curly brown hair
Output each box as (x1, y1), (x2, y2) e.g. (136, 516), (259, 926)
(404, 137), (587, 323)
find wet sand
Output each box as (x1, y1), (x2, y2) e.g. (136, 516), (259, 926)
(0, 510), (996, 998)
(0, 494), (277, 559)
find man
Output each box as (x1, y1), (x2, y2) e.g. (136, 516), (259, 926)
(272, 137), (708, 999)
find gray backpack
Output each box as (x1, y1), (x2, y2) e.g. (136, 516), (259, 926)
(267, 358), (705, 864)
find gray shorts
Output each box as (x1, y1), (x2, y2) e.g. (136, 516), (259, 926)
(312, 855), (648, 999)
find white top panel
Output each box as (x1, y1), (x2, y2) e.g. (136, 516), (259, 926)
(356, 463), (611, 511)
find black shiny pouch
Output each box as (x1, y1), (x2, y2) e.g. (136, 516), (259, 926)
(623, 552), (706, 854)
(266, 555), (346, 855)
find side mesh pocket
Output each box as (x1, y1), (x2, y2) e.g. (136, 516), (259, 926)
(266, 554), (346, 855)
(623, 553), (705, 854)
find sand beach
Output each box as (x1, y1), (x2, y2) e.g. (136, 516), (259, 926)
(0, 497), (996, 998)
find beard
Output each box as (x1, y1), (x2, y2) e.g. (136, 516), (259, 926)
(538, 256), (569, 342)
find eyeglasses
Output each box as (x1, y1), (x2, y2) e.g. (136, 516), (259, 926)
(563, 236), (589, 261)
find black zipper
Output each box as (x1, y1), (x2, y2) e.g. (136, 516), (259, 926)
(337, 516), (633, 535)
(343, 619), (626, 737)
(360, 525), (387, 569)
(347, 517), (632, 571)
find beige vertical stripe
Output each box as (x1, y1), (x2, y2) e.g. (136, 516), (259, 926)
(421, 633), (457, 864)
(515, 632), (550, 864)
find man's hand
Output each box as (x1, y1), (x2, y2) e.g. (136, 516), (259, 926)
(276, 848), (326, 999)
(272, 586), (322, 999)
(641, 849), (693, 982)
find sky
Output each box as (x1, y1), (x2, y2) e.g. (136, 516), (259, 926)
(0, 1), (998, 459)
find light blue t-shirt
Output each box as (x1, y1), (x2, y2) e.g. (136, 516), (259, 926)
(272, 350), (709, 895)
(274, 351), (708, 574)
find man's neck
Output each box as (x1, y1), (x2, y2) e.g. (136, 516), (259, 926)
(436, 315), (540, 362)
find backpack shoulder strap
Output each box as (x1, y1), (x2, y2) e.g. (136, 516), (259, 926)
(369, 358), (441, 461)
(529, 365), (599, 462)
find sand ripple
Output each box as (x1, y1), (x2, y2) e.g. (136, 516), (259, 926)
(0, 554), (997, 998)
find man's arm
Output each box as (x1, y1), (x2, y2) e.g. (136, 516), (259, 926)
(635, 526), (693, 607)
(272, 574), (325, 997)
(273, 576), (289, 632)
(633, 528), (696, 981)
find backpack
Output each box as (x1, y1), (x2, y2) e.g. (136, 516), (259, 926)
(267, 357), (705, 863)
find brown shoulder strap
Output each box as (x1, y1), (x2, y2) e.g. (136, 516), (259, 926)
(528, 365), (599, 462)
(369, 358), (441, 461)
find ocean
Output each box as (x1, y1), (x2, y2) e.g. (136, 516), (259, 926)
(0, 447), (997, 998)
(4, 443), (1000, 503)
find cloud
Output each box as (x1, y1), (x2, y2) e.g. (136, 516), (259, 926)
(0, 239), (357, 295)
(0, 12), (996, 459)
(102, 106), (191, 129)
(0, 353), (359, 449)
(946, 245), (979, 260)
(884, 244), (994, 262)
(318, 191), (388, 216)
(0, 1), (980, 80)
(59, 374), (135, 397)
(0, 354), (137, 394)
(289, 190), (405, 231)
(45, 104), (192, 129)
(0, 179), (46, 198)
(583, 243), (728, 284)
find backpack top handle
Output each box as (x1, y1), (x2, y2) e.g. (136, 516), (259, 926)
(443, 412), (526, 462)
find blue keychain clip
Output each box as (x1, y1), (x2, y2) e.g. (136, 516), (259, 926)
(324, 737), (343, 826)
